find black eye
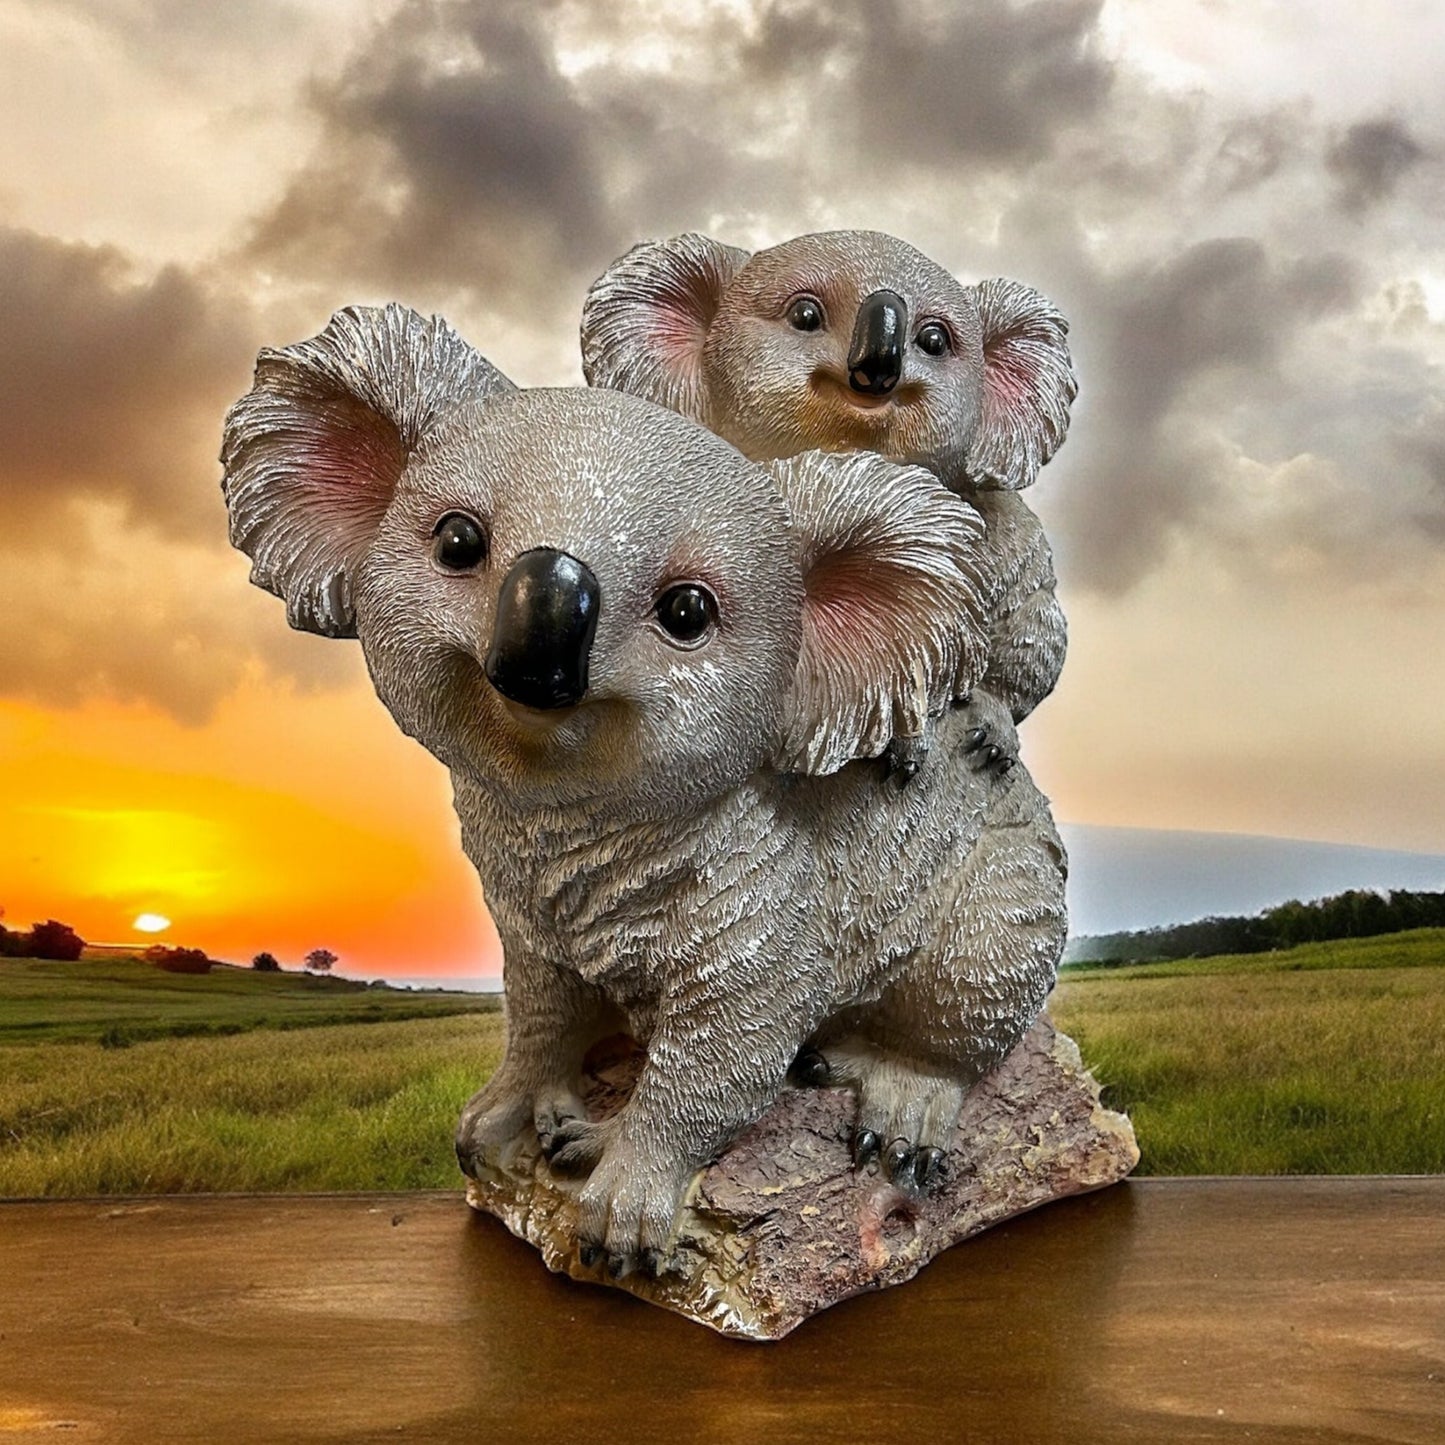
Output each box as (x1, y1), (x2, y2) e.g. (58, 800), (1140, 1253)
(433, 513), (488, 571)
(655, 583), (718, 646)
(785, 296), (824, 332)
(916, 323), (951, 357)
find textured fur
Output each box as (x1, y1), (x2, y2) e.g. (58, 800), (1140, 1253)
(582, 230), (1076, 723)
(221, 306), (1067, 1268)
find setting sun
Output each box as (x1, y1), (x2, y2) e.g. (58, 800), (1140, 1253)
(132, 913), (171, 934)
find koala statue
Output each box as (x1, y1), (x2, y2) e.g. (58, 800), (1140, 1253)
(221, 304), (1067, 1278)
(580, 229), (1077, 765)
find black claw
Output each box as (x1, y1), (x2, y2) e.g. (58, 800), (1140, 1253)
(639, 1247), (663, 1279)
(993, 756), (1015, 776)
(981, 745), (1002, 766)
(884, 1138), (913, 1182)
(607, 1253), (633, 1281)
(964, 727), (989, 751)
(894, 760), (920, 785)
(579, 1242), (601, 1268)
(914, 1147), (946, 1188)
(853, 1128), (881, 1168)
(951, 691), (973, 710)
(790, 1047), (831, 1088)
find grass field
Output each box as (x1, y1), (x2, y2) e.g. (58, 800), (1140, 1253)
(1049, 928), (1445, 1175)
(0, 957), (499, 1047)
(1, 931), (1441, 1194)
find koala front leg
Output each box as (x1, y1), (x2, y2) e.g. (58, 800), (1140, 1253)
(574, 964), (820, 1278)
(954, 687), (1022, 777)
(455, 944), (611, 1178)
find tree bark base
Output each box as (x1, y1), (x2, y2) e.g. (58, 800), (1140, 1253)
(463, 1015), (1139, 1340)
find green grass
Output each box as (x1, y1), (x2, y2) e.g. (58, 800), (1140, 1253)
(0, 1013), (505, 1195)
(1049, 927), (1445, 1175)
(0, 957), (498, 1047)
(2, 931), (1441, 1194)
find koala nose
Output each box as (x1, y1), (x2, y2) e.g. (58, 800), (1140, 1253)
(847, 289), (907, 396)
(485, 548), (601, 710)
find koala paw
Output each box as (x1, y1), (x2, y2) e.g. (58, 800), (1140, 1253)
(805, 1041), (964, 1194)
(787, 1044), (832, 1088)
(851, 1063), (964, 1192)
(574, 1139), (693, 1280)
(544, 1112), (620, 1178)
(956, 695), (1020, 778)
(882, 732), (930, 786)
(455, 1075), (585, 1179)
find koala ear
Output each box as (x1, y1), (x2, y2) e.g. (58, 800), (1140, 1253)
(966, 278), (1077, 491)
(768, 451), (989, 776)
(221, 303), (515, 637)
(580, 233), (751, 421)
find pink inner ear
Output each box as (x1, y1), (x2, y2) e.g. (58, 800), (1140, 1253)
(648, 304), (707, 371)
(983, 337), (1039, 407)
(303, 394), (407, 522)
(804, 547), (904, 664)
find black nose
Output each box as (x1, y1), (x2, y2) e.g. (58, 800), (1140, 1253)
(847, 289), (906, 396)
(485, 548), (601, 710)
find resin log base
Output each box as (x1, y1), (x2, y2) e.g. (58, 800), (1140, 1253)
(464, 1016), (1139, 1341)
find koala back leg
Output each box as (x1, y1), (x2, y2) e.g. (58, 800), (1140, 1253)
(807, 784), (1067, 1188)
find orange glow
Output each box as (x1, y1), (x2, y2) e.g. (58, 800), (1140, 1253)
(0, 688), (502, 981)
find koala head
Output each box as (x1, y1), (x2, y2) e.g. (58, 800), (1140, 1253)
(222, 306), (988, 820)
(582, 230), (1076, 493)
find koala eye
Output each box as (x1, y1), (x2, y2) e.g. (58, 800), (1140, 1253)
(432, 512), (488, 571)
(785, 296), (825, 333)
(915, 322), (952, 357)
(654, 583), (718, 647)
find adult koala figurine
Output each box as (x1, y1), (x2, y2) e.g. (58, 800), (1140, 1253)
(581, 230), (1076, 748)
(221, 305), (1066, 1277)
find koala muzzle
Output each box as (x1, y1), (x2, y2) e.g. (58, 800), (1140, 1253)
(485, 548), (601, 710)
(847, 289), (907, 396)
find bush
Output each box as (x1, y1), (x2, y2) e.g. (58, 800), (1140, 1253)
(251, 952), (282, 972)
(304, 948), (337, 974)
(146, 946), (212, 975)
(27, 920), (86, 961)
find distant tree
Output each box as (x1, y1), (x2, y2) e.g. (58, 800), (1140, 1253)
(28, 919), (85, 961)
(251, 952), (282, 972)
(305, 948), (337, 974)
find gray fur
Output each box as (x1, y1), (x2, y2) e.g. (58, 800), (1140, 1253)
(220, 307), (1067, 1267)
(581, 230), (1076, 723)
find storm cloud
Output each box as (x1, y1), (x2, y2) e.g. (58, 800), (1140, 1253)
(1327, 117), (1427, 215)
(0, 226), (255, 544)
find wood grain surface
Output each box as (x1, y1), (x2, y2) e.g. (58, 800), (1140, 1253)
(1, 1179), (1441, 1443)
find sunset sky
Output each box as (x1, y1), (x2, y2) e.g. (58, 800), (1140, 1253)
(1, 0), (1442, 979)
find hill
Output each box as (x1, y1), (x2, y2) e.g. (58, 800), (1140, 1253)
(0, 956), (498, 1047)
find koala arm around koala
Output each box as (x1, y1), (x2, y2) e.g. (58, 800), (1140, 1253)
(971, 490), (1067, 723)
(764, 450), (992, 776)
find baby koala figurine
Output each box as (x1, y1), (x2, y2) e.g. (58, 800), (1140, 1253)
(581, 229), (1077, 774)
(221, 305), (1067, 1278)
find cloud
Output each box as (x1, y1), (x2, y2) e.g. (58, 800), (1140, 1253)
(0, 225), (363, 720)
(1327, 117), (1427, 215)
(1048, 238), (1373, 593)
(240, 0), (1116, 322)
(0, 501), (360, 725)
(737, 0), (1112, 168)
(0, 225), (257, 544)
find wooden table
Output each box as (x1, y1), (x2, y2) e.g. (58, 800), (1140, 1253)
(1, 1179), (1441, 1443)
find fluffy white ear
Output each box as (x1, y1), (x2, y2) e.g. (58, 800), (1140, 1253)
(966, 278), (1076, 491)
(768, 451), (989, 775)
(580, 233), (751, 421)
(221, 304), (514, 637)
